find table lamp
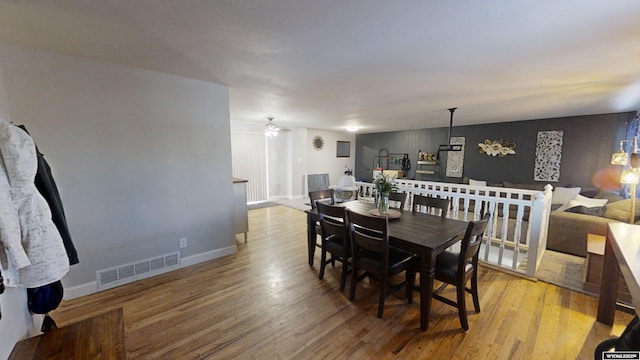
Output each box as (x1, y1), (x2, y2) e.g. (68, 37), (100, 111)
(611, 137), (639, 166)
(620, 169), (640, 224)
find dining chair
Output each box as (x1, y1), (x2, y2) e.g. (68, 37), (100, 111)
(309, 189), (335, 209)
(388, 191), (407, 211)
(412, 194), (450, 219)
(316, 202), (350, 292)
(345, 209), (416, 318)
(308, 189), (335, 266)
(431, 214), (489, 331)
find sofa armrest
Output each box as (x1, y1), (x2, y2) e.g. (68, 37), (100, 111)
(546, 211), (619, 257)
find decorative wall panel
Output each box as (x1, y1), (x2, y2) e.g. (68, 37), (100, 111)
(445, 137), (465, 178)
(534, 130), (563, 182)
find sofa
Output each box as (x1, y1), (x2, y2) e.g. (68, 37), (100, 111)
(462, 178), (631, 258)
(547, 193), (637, 257)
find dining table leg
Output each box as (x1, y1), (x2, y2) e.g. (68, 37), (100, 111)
(419, 252), (436, 331)
(306, 213), (316, 266)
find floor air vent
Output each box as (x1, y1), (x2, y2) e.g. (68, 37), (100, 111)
(96, 252), (181, 291)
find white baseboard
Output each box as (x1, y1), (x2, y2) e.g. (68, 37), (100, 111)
(180, 245), (237, 267)
(63, 245), (238, 300)
(63, 281), (98, 300)
(269, 194), (305, 200)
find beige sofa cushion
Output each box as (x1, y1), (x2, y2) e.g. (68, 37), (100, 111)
(547, 210), (619, 257)
(604, 199), (640, 223)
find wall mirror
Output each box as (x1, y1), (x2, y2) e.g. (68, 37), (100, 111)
(336, 141), (350, 157)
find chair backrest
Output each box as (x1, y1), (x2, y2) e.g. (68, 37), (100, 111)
(316, 202), (348, 246)
(388, 192), (407, 210)
(459, 214), (490, 272)
(346, 209), (389, 275)
(412, 194), (450, 219)
(308, 173), (330, 193)
(309, 189), (335, 209)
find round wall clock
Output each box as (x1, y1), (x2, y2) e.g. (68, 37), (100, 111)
(312, 135), (324, 151)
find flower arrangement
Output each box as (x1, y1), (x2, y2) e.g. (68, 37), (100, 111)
(478, 139), (516, 157)
(373, 173), (398, 194)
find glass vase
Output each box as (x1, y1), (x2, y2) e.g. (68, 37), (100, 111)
(378, 192), (390, 214)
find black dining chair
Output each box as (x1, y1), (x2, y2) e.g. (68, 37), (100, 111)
(412, 194), (450, 219)
(308, 189), (335, 265)
(310, 189), (335, 210)
(431, 214), (489, 331)
(346, 209), (416, 318)
(388, 192), (407, 211)
(316, 202), (350, 292)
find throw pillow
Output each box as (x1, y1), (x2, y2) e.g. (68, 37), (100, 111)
(469, 179), (487, 187)
(555, 195), (608, 212)
(594, 190), (624, 203)
(570, 194), (608, 208)
(565, 205), (606, 217)
(552, 187), (581, 205)
(603, 199), (640, 223)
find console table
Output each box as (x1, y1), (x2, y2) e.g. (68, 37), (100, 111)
(9, 308), (125, 359)
(585, 233), (631, 302)
(233, 177), (249, 242)
(596, 223), (640, 325)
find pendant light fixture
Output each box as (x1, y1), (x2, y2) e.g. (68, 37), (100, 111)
(264, 116), (279, 137)
(438, 107), (463, 152)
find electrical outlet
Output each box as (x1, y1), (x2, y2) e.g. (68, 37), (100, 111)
(179, 238), (188, 249)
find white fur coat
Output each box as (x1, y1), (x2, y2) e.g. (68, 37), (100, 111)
(0, 118), (69, 287)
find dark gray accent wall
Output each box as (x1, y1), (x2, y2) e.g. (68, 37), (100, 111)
(356, 112), (632, 188)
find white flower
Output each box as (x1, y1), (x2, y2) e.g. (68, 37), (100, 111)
(500, 146), (516, 156)
(478, 143), (491, 154)
(489, 142), (502, 156)
(478, 139), (516, 157)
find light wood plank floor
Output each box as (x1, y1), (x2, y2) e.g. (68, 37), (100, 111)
(52, 205), (633, 359)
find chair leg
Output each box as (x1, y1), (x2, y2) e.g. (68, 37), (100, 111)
(349, 266), (358, 301)
(378, 279), (386, 318)
(471, 273), (480, 312)
(406, 268), (415, 304)
(339, 257), (348, 292)
(457, 283), (469, 331)
(319, 247), (327, 280)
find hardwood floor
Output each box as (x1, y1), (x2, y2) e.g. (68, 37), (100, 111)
(52, 205), (633, 359)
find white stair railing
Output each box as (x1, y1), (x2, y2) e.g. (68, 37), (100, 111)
(356, 180), (553, 277)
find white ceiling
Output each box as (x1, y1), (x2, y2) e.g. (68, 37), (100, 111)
(1, 1), (639, 133)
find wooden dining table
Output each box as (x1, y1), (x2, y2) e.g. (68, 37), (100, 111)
(306, 200), (469, 331)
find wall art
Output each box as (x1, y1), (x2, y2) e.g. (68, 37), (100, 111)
(312, 135), (324, 150)
(533, 130), (564, 182)
(445, 137), (465, 178)
(478, 139), (516, 157)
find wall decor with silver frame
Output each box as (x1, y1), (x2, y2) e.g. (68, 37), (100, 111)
(534, 130), (564, 182)
(445, 137), (465, 178)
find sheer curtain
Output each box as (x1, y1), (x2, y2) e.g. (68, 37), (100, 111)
(231, 130), (268, 203)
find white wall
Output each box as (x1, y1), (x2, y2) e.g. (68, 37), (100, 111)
(0, 41), (235, 358)
(291, 128), (309, 198)
(231, 127), (354, 200)
(306, 129), (356, 189)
